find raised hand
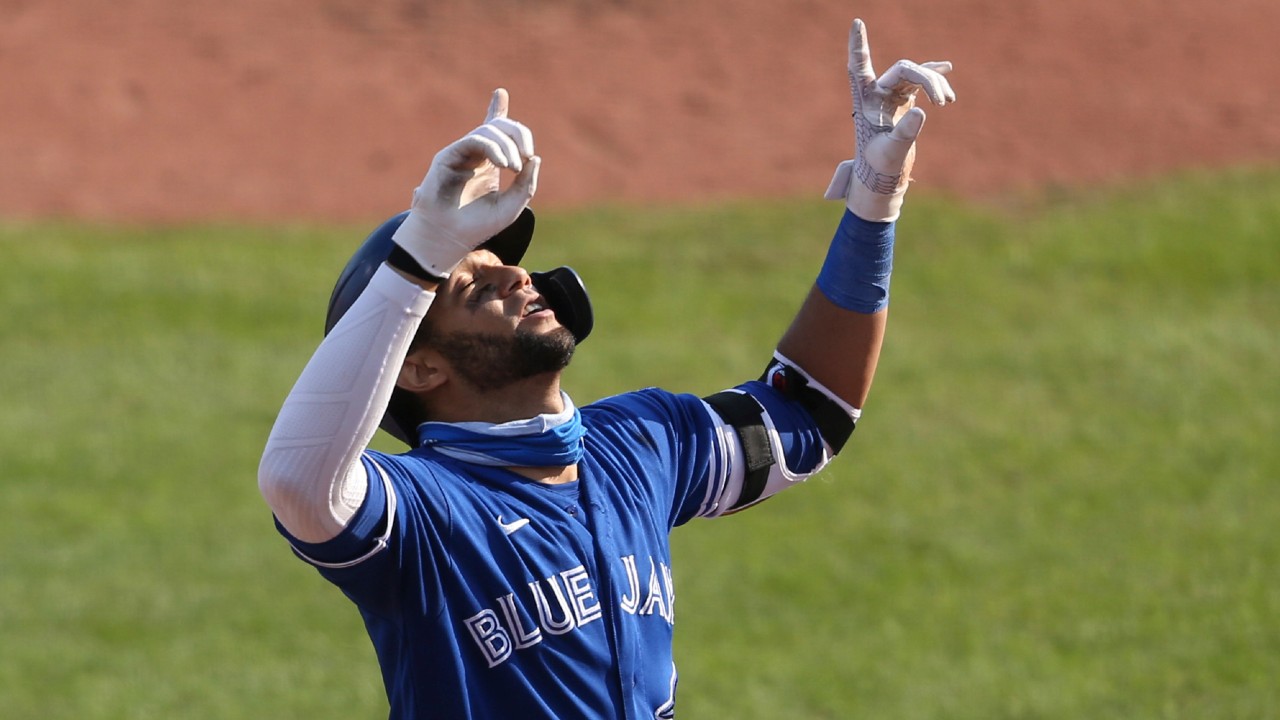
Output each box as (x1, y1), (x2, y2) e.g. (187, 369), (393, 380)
(824, 19), (955, 222)
(393, 89), (541, 279)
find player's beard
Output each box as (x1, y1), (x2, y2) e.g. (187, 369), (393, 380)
(431, 326), (576, 393)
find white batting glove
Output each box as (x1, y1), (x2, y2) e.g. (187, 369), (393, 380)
(392, 88), (541, 279)
(824, 19), (955, 222)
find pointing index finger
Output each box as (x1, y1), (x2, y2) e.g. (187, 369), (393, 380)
(849, 18), (876, 86)
(485, 88), (509, 122)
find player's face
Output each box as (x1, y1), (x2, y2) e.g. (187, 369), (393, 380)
(430, 250), (562, 337)
(423, 250), (575, 392)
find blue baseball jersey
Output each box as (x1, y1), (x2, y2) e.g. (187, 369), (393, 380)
(278, 384), (822, 719)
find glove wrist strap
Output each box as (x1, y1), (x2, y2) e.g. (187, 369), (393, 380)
(390, 210), (471, 279)
(847, 188), (906, 224)
(847, 152), (908, 222)
(386, 245), (448, 284)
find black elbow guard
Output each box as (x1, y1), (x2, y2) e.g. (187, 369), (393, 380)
(760, 359), (857, 454)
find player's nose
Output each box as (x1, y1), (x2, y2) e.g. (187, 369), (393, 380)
(496, 265), (533, 297)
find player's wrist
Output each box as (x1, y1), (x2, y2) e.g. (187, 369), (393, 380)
(847, 184), (907, 223)
(816, 208), (895, 314)
(386, 244), (447, 286)
(390, 209), (473, 279)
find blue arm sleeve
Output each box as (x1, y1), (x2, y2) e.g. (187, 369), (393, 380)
(815, 209), (895, 314)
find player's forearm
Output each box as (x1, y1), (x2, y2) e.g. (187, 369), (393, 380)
(777, 289), (886, 410)
(777, 210), (893, 410)
(793, 19), (953, 408)
(258, 265), (434, 543)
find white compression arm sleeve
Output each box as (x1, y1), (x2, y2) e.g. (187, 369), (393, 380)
(258, 265), (434, 543)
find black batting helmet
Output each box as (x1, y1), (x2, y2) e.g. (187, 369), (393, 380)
(324, 208), (593, 446)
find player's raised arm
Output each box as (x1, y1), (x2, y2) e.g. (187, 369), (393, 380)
(692, 21), (955, 516)
(777, 18), (954, 410)
(258, 89), (540, 543)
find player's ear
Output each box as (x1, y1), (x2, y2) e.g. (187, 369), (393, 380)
(397, 346), (448, 394)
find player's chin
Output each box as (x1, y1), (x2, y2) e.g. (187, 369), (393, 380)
(536, 324), (576, 351)
(513, 325), (576, 375)
(519, 312), (575, 344)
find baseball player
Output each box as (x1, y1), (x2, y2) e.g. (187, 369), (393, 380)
(259, 18), (954, 719)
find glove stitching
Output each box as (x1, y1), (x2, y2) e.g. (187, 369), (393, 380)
(853, 155), (903, 195)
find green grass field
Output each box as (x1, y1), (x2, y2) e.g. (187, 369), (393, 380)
(2, 169), (1277, 719)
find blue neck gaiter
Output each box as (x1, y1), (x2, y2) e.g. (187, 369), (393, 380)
(416, 392), (586, 467)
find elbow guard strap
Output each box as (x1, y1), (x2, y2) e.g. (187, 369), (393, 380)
(702, 391), (775, 511)
(761, 358), (857, 454)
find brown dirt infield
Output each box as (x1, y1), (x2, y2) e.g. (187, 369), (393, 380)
(2, 0), (1277, 223)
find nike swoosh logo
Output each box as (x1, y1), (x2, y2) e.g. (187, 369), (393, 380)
(497, 515), (530, 536)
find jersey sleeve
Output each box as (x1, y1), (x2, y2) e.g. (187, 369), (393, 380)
(703, 378), (832, 514)
(272, 450), (452, 617)
(582, 378), (833, 526)
(582, 388), (732, 527)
